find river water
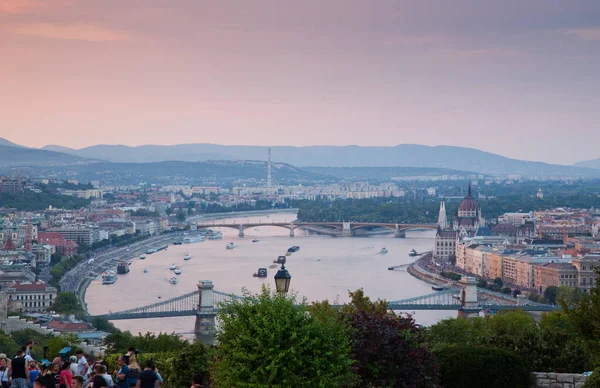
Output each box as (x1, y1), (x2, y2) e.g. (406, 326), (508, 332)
(86, 211), (454, 335)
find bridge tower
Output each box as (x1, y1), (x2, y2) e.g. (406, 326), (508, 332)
(238, 225), (245, 237)
(341, 222), (353, 237)
(194, 280), (216, 337)
(289, 222), (295, 237)
(394, 224), (406, 238)
(457, 277), (480, 318)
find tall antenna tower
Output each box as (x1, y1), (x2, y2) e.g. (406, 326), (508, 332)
(267, 148), (272, 188)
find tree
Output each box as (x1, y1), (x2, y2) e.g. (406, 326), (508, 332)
(165, 208), (173, 216)
(557, 286), (585, 307)
(493, 277), (503, 287)
(563, 269), (600, 364)
(341, 290), (440, 387)
(50, 292), (83, 315)
(212, 287), (353, 387)
(176, 211), (186, 222)
(448, 254), (457, 266)
(544, 286), (559, 305)
(50, 252), (63, 266)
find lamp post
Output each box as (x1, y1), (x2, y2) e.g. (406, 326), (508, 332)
(274, 263), (291, 294)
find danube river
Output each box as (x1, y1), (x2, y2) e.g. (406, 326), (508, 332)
(86, 211), (454, 335)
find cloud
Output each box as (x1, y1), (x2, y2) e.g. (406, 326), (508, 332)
(0, 0), (42, 13)
(11, 22), (131, 42)
(565, 28), (600, 41)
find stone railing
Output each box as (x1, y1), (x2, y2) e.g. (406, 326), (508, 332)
(531, 372), (588, 388)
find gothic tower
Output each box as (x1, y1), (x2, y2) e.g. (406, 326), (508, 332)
(437, 200), (448, 230)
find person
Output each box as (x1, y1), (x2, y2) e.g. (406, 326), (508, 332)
(43, 363), (59, 388)
(72, 376), (85, 388)
(75, 350), (89, 383)
(21, 347), (33, 363)
(69, 356), (79, 378)
(96, 364), (113, 387)
(127, 355), (140, 387)
(135, 360), (159, 388)
(32, 375), (54, 388)
(91, 366), (109, 388)
(113, 357), (129, 388)
(59, 361), (72, 388)
(10, 349), (29, 388)
(0, 354), (9, 388)
(28, 362), (40, 388)
(25, 341), (34, 357)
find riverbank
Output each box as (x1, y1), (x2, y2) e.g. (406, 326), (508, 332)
(407, 253), (450, 286)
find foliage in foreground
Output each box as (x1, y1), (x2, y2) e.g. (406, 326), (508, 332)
(583, 368), (600, 388)
(213, 287), (353, 388)
(426, 310), (591, 373)
(434, 345), (530, 388)
(339, 290), (440, 387)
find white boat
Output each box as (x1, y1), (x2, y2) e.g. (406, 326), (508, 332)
(183, 236), (205, 244)
(380, 247), (388, 254)
(139, 254), (146, 260)
(143, 268), (148, 273)
(184, 254), (191, 260)
(174, 268), (182, 275)
(169, 264), (177, 270)
(170, 277), (178, 284)
(252, 238), (259, 243)
(226, 242), (235, 250)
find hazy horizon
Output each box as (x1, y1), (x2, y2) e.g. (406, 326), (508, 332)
(2, 0), (599, 164)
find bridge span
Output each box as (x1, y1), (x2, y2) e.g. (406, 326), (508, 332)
(194, 220), (437, 237)
(95, 278), (557, 336)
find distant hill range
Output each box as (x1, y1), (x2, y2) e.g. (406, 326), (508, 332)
(574, 158), (600, 170)
(41, 142), (600, 177)
(1, 137), (599, 177)
(0, 144), (87, 166)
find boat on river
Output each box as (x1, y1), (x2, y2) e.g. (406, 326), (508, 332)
(274, 256), (286, 264)
(380, 247), (388, 254)
(139, 254), (146, 260)
(252, 238), (259, 243)
(174, 268), (182, 275)
(184, 236), (205, 244)
(184, 254), (191, 260)
(253, 268), (268, 278)
(170, 277), (178, 285)
(143, 268), (148, 273)
(409, 249), (418, 257)
(226, 242), (235, 250)
(117, 262), (130, 274)
(169, 264), (177, 270)
(102, 271), (117, 285)
(287, 246), (300, 253)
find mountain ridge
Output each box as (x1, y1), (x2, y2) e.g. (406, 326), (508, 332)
(41, 142), (599, 177)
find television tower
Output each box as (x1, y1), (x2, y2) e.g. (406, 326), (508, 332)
(267, 148), (272, 188)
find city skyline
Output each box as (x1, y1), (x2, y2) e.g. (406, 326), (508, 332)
(1, 0), (600, 164)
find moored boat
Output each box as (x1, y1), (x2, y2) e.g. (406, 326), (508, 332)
(170, 277), (178, 284)
(252, 238), (259, 243)
(169, 264), (177, 270)
(102, 271), (117, 285)
(139, 254), (146, 260)
(287, 246), (300, 253)
(409, 249), (418, 257)
(226, 242), (235, 249)
(174, 268), (182, 275)
(143, 268), (148, 273)
(184, 254), (191, 260)
(380, 247), (388, 254)
(117, 262), (130, 274)
(274, 256), (286, 264)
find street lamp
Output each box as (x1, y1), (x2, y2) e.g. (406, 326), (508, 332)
(274, 263), (291, 294)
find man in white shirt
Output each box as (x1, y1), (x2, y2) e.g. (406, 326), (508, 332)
(75, 350), (89, 383)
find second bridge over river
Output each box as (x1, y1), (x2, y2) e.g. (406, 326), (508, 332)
(194, 221), (437, 237)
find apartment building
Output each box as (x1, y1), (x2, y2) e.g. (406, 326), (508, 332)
(5, 281), (57, 313)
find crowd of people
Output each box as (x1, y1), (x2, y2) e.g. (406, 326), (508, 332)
(0, 342), (164, 388)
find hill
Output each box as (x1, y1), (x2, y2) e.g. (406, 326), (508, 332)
(0, 144), (88, 166)
(574, 158), (600, 169)
(42, 143), (599, 177)
(304, 166), (484, 181)
(0, 137), (26, 148)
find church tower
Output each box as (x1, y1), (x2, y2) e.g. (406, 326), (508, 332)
(437, 200), (448, 230)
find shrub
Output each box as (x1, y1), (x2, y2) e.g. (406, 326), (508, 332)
(441, 271), (461, 281)
(583, 368), (600, 388)
(434, 345), (530, 388)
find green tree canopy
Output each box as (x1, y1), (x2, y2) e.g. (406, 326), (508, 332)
(212, 287), (353, 388)
(50, 292), (84, 315)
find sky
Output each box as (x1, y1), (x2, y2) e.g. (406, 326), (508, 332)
(1, 0), (599, 165)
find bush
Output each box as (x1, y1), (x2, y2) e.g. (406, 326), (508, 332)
(584, 368), (600, 388)
(440, 271), (461, 281)
(434, 345), (530, 388)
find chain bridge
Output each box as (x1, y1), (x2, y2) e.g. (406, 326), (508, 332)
(195, 220), (437, 237)
(95, 278), (557, 336)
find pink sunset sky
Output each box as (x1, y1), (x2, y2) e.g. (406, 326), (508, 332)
(0, 0), (599, 164)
